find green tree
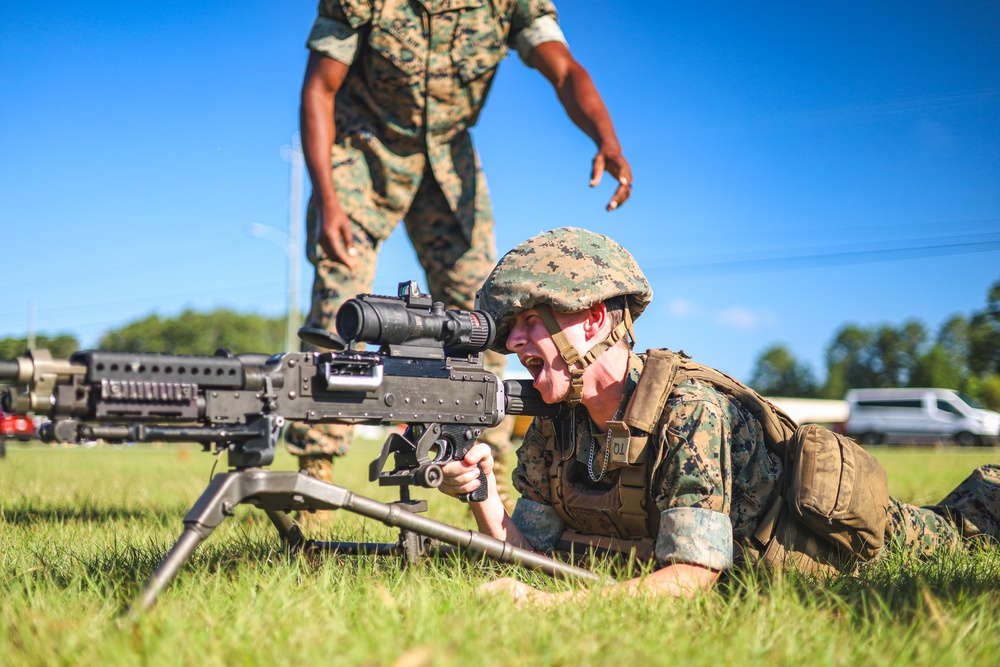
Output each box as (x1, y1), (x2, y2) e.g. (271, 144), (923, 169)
(821, 320), (929, 397)
(910, 315), (968, 389)
(910, 344), (965, 389)
(748, 344), (817, 397)
(967, 279), (1000, 375)
(966, 373), (1000, 411)
(0, 334), (79, 359)
(822, 324), (875, 398)
(98, 309), (286, 355)
(870, 320), (927, 386)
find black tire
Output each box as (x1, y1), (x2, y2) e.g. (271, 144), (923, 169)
(954, 431), (979, 448)
(858, 432), (884, 446)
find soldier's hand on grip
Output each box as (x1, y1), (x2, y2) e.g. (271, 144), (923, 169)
(439, 442), (494, 501)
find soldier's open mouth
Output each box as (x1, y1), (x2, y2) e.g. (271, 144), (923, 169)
(521, 355), (544, 380)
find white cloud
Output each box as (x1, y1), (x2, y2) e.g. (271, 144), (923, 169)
(663, 298), (775, 332)
(714, 307), (775, 331)
(666, 298), (702, 318)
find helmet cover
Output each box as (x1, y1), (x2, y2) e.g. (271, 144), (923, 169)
(478, 227), (652, 352)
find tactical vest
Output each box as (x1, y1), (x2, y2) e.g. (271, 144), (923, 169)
(542, 349), (891, 573)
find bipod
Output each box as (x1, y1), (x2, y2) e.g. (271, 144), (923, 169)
(127, 468), (608, 618)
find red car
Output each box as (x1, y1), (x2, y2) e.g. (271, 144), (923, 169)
(1, 411), (35, 440)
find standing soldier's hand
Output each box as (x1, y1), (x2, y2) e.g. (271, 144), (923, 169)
(591, 147), (633, 211)
(317, 199), (359, 271)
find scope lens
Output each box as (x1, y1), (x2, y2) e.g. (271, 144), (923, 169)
(335, 300), (375, 342)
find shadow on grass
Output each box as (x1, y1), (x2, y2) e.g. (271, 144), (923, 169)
(713, 543), (1000, 626)
(1, 500), (185, 527)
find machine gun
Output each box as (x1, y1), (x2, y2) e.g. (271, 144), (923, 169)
(0, 282), (605, 613)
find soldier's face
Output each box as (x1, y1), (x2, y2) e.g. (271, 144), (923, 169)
(506, 307), (593, 404)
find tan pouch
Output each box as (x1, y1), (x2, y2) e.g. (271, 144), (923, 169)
(756, 505), (854, 576)
(787, 424), (890, 560)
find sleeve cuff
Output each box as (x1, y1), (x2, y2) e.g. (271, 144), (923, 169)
(306, 16), (360, 65)
(511, 498), (565, 552)
(655, 507), (734, 571)
(511, 15), (567, 65)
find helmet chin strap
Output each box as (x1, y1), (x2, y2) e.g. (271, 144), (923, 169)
(536, 303), (635, 406)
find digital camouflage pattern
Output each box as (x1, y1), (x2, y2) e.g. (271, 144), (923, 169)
(885, 464), (1000, 557)
(513, 378), (781, 568)
(478, 227), (653, 352)
(656, 507), (734, 571)
(310, 0), (564, 240)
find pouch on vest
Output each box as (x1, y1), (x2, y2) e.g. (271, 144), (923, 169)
(786, 424), (890, 561)
(748, 494), (856, 576)
(589, 420), (649, 471)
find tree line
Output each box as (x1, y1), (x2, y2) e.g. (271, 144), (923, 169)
(3, 278), (999, 410)
(748, 278), (1000, 409)
(0, 309), (289, 361)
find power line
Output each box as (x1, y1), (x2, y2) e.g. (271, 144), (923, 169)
(647, 233), (1000, 274)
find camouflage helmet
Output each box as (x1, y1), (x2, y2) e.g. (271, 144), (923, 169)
(478, 227), (652, 353)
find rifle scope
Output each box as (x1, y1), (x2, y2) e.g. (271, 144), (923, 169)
(336, 296), (496, 353)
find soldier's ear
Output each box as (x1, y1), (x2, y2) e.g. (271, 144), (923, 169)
(583, 303), (609, 338)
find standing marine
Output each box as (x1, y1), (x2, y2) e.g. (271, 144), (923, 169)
(287, 1), (634, 517)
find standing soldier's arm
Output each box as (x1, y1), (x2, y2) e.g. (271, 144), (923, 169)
(300, 53), (358, 270)
(529, 42), (634, 211)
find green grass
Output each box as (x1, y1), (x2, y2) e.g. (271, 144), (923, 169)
(1, 441), (999, 666)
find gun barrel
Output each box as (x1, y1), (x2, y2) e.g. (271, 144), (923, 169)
(0, 359), (20, 381)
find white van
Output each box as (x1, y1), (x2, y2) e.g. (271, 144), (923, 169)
(845, 388), (1000, 447)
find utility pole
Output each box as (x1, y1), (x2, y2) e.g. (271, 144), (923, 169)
(283, 134), (304, 352)
(27, 300), (36, 349)
(250, 134), (305, 353)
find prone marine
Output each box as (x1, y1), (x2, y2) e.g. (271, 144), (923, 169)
(436, 227), (1000, 602)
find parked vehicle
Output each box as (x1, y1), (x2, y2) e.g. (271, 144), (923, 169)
(845, 388), (1000, 447)
(1, 410), (37, 457)
(1, 411), (35, 440)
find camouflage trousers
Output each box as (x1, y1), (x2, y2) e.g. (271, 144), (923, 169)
(286, 164), (515, 504)
(884, 464), (1000, 557)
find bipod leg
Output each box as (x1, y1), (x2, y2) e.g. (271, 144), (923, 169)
(126, 524), (211, 620)
(264, 509), (306, 551)
(126, 470), (268, 618)
(393, 484), (429, 567)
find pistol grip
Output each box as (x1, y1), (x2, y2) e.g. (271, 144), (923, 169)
(459, 464), (489, 503)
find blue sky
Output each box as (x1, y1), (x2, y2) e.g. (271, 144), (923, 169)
(1, 1), (998, 383)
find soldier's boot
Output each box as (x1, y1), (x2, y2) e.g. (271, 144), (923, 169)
(295, 454), (337, 533)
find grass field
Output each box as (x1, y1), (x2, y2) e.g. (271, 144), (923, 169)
(1, 440), (999, 666)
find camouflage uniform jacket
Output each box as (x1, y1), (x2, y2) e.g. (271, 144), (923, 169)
(306, 0), (567, 240)
(511, 352), (785, 571)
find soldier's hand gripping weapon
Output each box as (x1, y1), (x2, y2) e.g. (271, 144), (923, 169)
(0, 282), (605, 613)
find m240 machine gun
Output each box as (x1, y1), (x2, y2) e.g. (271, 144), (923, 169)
(0, 282), (606, 613)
